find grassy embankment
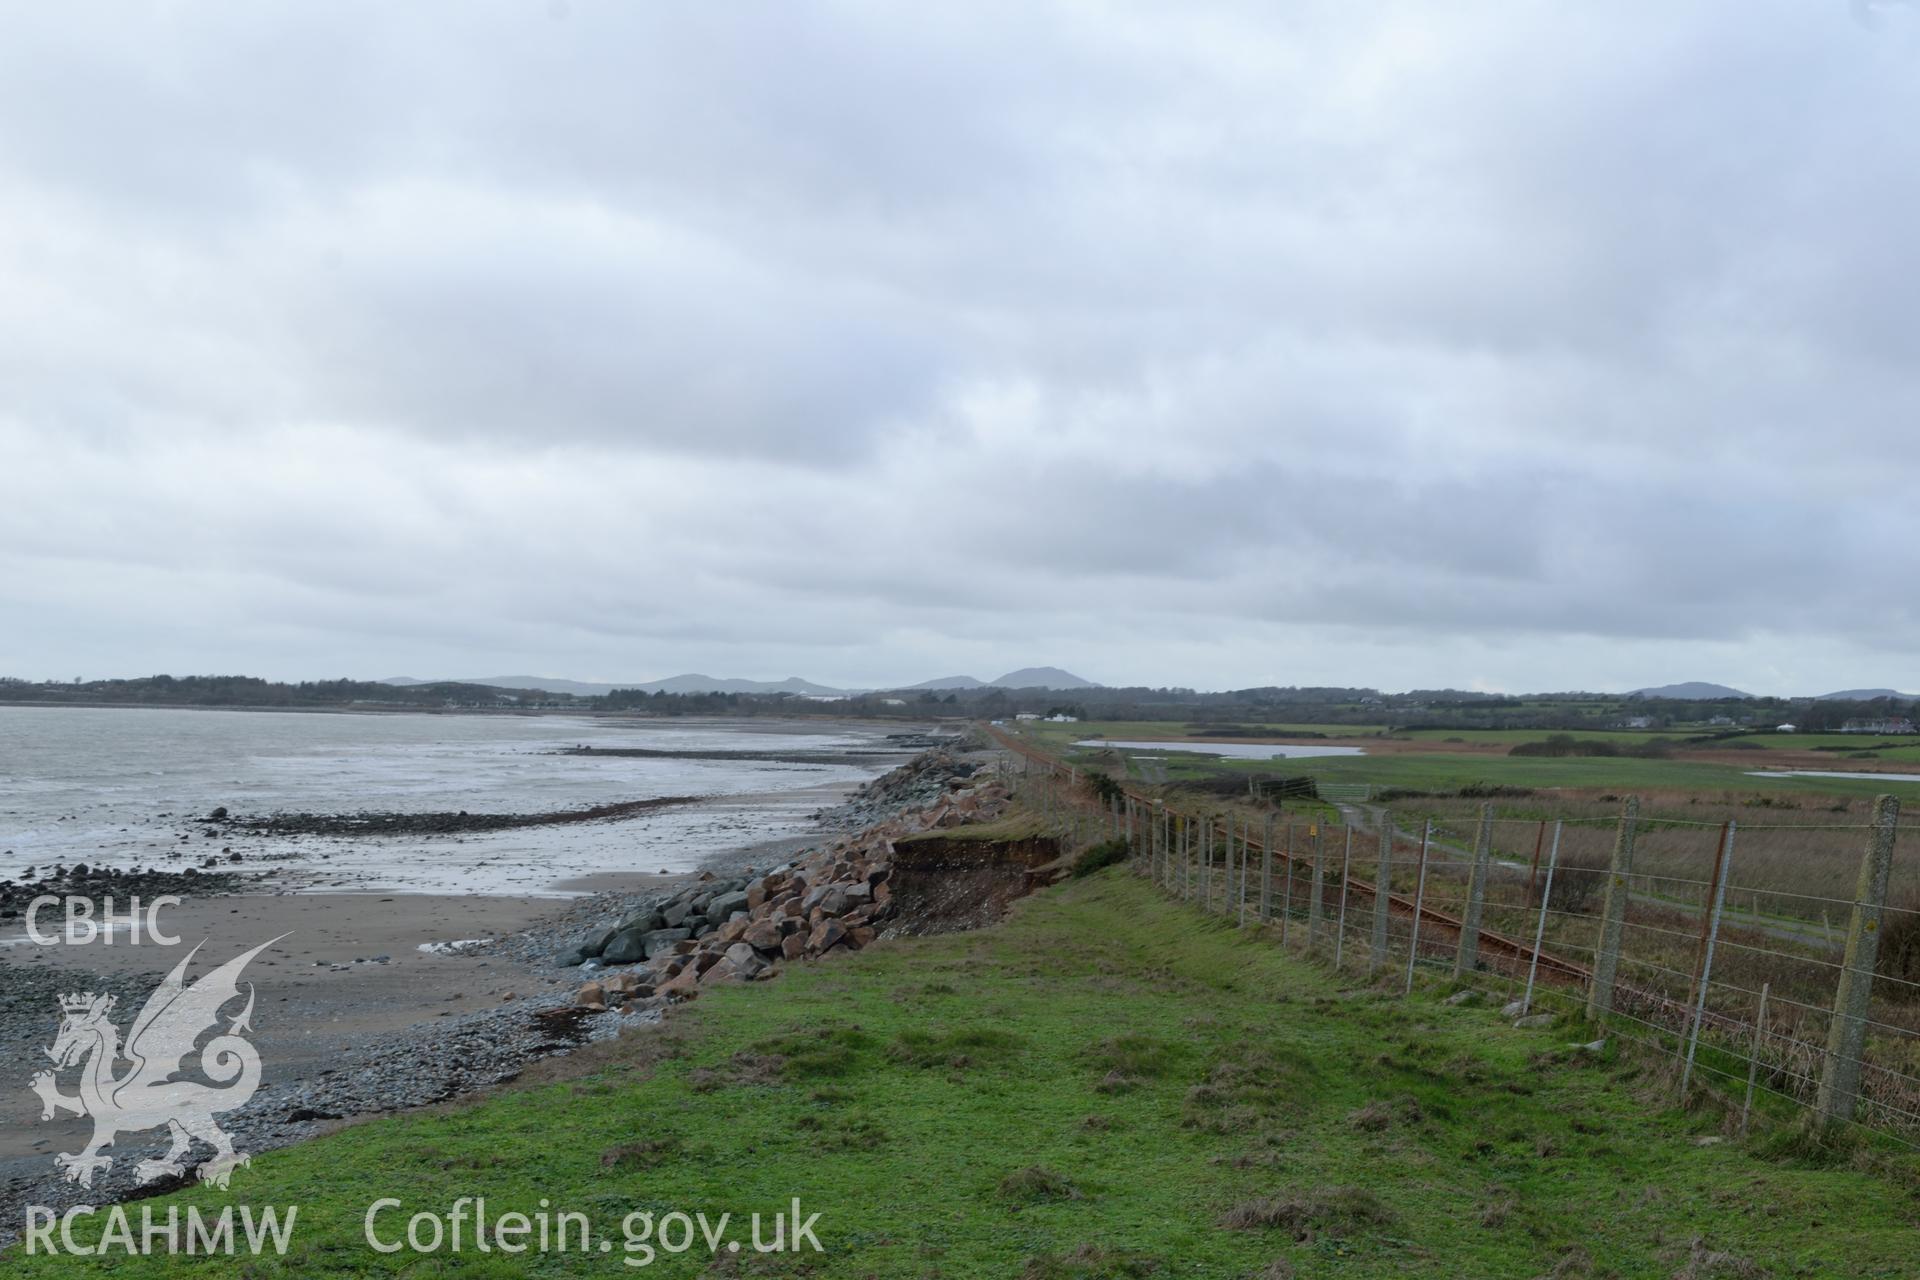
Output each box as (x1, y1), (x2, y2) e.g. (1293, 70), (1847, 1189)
(17, 872), (1918, 1278)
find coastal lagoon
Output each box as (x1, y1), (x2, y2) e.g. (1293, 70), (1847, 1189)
(1073, 737), (1364, 760)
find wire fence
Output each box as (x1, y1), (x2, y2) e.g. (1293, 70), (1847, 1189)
(984, 727), (1919, 1150)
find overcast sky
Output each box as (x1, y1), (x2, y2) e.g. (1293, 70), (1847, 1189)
(3, 2), (1917, 696)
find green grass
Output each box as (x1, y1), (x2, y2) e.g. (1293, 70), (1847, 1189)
(15, 874), (1918, 1277)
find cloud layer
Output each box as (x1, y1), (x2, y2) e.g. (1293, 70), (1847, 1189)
(3, 2), (1916, 694)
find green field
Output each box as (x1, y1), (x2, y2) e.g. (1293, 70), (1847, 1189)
(19, 872), (1916, 1277)
(1034, 722), (1920, 801)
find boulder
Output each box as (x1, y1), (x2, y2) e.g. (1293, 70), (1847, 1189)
(556, 946), (590, 968)
(579, 927), (618, 959)
(781, 933), (807, 961)
(710, 890), (751, 919)
(618, 909), (665, 935)
(641, 927), (692, 958)
(848, 926), (876, 950)
(1513, 1013), (1555, 1029)
(661, 900), (692, 929)
(746, 878), (770, 911)
(816, 886), (851, 918)
(841, 882), (873, 906)
(575, 981), (606, 1010)
(658, 967), (702, 1000)
(718, 917), (751, 943)
(808, 918), (848, 954)
(601, 929), (649, 965)
(742, 918), (782, 951)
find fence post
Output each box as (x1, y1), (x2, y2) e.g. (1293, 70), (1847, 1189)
(1740, 981), (1771, 1140)
(1237, 817), (1250, 926)
(1405, 821), (1433, 995)
(1203, 817), (1214, 913)
(1815, 794), (1901, 1131)
(1308, 825), (1326, 946)
(1681, 821), (1735, 1097)
(1369, 810), (1395, 974)
(1260, 813), (1274, 922)
(1182, 816), (1192, 901)
(1585, 796), (1641, 1022)
(1281, 823), (1295, 945)
(1522, 821), (1562, 1015)
(1334, 826), (1353, 972)
(1453, 803), (1495, 978)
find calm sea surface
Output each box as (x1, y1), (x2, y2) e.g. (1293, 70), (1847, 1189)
(0, 707), (908, 895)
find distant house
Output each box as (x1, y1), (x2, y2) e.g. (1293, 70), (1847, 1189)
(1775, 723), (1798, 733)
(1707, 715), (1736, 727)
(1014, 712), (1041, 721)
(1841, 717), (1917, 735)
(881, 697), (906, 707)
(1622, 716), (1655, 730)
(1045, 713), (1079, 723)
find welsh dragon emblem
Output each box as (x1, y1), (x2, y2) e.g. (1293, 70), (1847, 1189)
(30, 937), (281, 1189)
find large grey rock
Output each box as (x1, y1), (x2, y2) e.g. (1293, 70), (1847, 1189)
(580, 927), (618, 959)
(840, 882), (873, 906)
(618, 909), (665, 935)
(642, 927), (693, 958)
(709, 890), (751, 919)
(556, 946), (589, 968)
(602, 928), (650, 965)
(1512, 1013), (1555, 1029)
(661, 900), (692, 928)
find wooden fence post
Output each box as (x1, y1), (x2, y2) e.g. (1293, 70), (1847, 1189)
(1453, 803), (1495, 978)
(1586, 796), (1640, 1022)
(1815, 795), (1901, 1131)
(1369, 809), (1395, 974)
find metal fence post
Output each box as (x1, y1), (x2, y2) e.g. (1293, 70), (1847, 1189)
(1522, 821), (1562, 1015)
(1260, 812), (1274, 922)
(1405, 821), (1433, 994)
(1308, 825), (1327, 946)
(1369, 809), (1395, 974)
(1453, 803), (1495, 978)
(1681, 821), (1735, 1097)
(1816, 794), (1901, 1131)
(1586, 796), (1640, 1022)
(1334, 826), (1353, 972)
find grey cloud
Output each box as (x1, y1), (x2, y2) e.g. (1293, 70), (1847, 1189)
(1, 2), (1916, 694)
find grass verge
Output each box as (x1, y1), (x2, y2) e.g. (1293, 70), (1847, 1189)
(12, 873), (1918, 1277)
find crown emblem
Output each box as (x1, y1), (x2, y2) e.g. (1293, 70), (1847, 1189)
(59, 992), (112, 1014)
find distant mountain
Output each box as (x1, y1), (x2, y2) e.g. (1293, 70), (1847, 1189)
(630, 674), (848, 696)
(381, 674), (621, 696)
(380, 674), (849, 697)
(1817, 688), (1917, 701)
(381, 667), (1100, 696)
(1628, 681), (1752, 700)
(992, 667), (1098, 690)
